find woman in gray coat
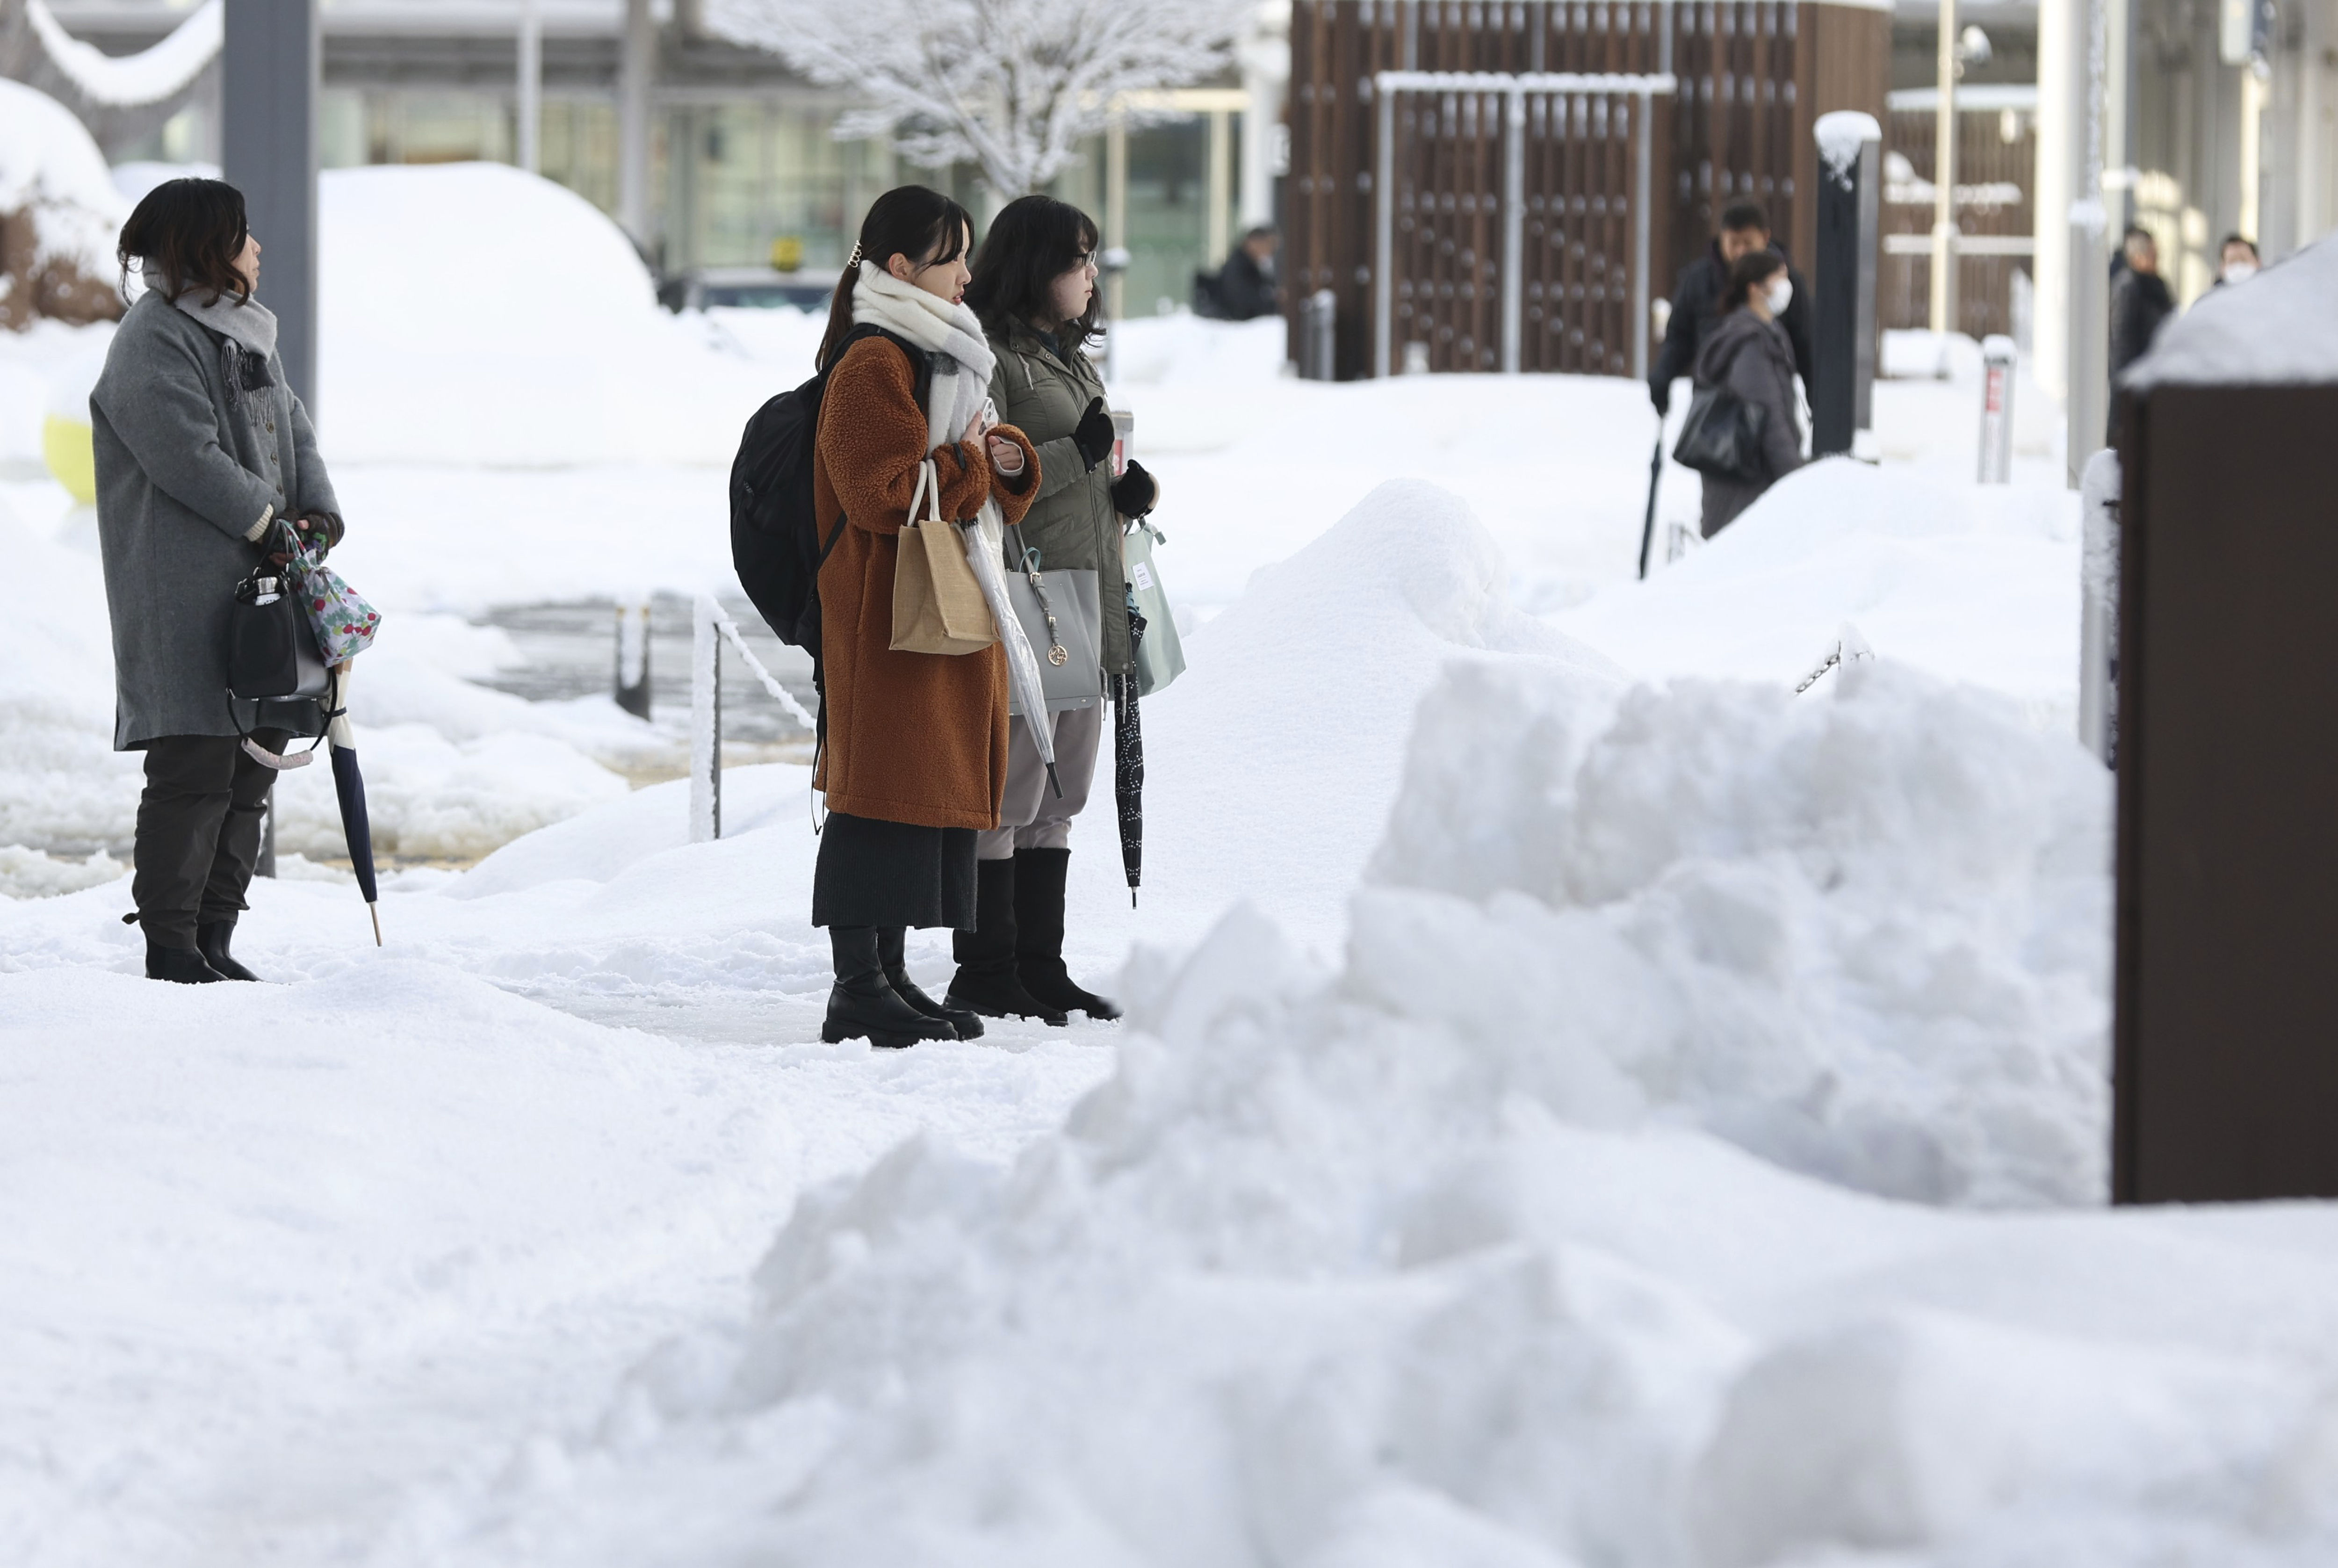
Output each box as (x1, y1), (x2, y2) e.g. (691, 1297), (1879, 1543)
(93, 179), (343, 984)
(1692, 249), (1807, 538)
(948, 194), (1159, 1025)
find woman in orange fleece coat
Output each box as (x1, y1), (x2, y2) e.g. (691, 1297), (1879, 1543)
(808, 186), (1039, 1050)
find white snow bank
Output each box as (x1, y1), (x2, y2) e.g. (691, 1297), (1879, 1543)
(318, 164), (772, 465)
(2124, 231), (2338, 388)
(441, 654), (2148, 1565)
(1136, 478), (1626, 951)
(0, 485), (641, 864)
(1555, 458), (2082, 716)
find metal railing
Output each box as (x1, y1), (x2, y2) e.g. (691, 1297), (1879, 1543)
(689, 593), (817, 843)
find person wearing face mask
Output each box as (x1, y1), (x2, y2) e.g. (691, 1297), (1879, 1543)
(808, 185), (1042, 1050)
(1648, 202), (1815, 419)
(1689, 251), (1806, 538)
(2214, 234), (2260, 288)
(945, 193), (1152, 1026)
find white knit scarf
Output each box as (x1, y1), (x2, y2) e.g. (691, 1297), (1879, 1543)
(849, 260), (996, 452)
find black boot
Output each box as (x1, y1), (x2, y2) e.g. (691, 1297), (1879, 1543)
(946, 858), (1068, 1025)
(823, 926), (956, 1049)
(196, 920), (262, 982)
(878, 926), (982, 1041)
(146, 941), (225, 984)
(1014, 848), (1121, 1020)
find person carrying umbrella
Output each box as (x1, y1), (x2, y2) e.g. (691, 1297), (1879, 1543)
(92, 177), (347, 984)
(950, 194), (1157, 1026)
(808, 186), (1044, 1050)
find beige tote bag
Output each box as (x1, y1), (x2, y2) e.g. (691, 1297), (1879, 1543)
(890, 458), (998, 655)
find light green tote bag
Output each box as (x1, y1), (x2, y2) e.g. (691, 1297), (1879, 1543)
(1122, 518), (1186, 698)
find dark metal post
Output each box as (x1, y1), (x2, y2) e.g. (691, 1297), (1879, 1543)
(222, 0), (320, 412)
(614, 601), (652, 720)
(1810, 112), (1880, 459)
(224, 0), (318, 879)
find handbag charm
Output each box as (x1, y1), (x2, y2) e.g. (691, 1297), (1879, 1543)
(1021, 546), (1071, 666)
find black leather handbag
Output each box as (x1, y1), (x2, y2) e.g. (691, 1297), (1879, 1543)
(1671, 382), (1770, 482)
(226, 543), (331, 759)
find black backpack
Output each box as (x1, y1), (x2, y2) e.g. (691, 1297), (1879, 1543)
(730, 324), (933, 650)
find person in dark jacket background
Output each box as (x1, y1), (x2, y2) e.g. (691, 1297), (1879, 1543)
(93, 178), (343, 986)
(2107, 225), (2176, 440)
(1649, 202), (1814, 417)
(1212, 227), (1280, 321)
(2109, 226), (2175, 376)
(1691, 250), (1806, 539)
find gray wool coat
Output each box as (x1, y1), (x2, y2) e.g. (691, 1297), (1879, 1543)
(1692, 307), (1805, 539)
(985, 321), (1133, 676)
(91, 291), (340, 749)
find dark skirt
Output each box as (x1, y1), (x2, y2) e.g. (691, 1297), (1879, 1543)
(812, 810), (977, 929)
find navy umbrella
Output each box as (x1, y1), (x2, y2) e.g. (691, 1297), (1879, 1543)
(325, 670), (381, 944)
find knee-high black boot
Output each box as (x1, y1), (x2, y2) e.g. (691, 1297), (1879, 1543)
(1013, 848), (1121, 1020)
(878, 926), (981, 1041)
(823, 926), (955, 1048)
(946, 858), (1067, 1025)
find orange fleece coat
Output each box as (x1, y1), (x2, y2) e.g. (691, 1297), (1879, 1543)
(811, 334), (1039, 830)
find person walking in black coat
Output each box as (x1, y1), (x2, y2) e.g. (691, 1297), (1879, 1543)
(1691, 251), (1806, 539)
(2107, 226), (2176, 440)
(92, 179), (344, 984)
(1649, 202), (1815, 418)
(2109, 227), (2175, 377)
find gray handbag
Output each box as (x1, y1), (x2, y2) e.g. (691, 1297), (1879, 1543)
(1004, 525), (1104, 715)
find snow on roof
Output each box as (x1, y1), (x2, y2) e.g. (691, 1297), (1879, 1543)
(28, 0), (219, 108)
(2122, 232), (2338, 390)
(0, 78), (129, 283)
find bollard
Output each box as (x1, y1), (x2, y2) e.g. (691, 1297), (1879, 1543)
(613, 600), (651, 719)
(689, 594), (721, 843)
(1300, 288), (1336, 381)
(1811, 112), (1882, 458)
(1977, 336), (2017, 484)
(2077, 448), (2120, 764)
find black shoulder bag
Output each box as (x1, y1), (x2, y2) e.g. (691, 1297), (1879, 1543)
(1671, 382), (1770, 483)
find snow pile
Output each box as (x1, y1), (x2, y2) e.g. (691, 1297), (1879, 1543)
(0, 497), (140, 853)
(1814, 109), (1881, 186)
(0, 79), (128, 330)
(442, 623), (2125, 1564)
(1556, 458), (2081, 720)
(1136, 478), (1626, 949)
(0, 844), (122, 899)
(318, 164), (772, 465)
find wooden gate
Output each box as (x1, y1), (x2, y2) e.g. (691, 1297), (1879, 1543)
(1286, 0), (1888, 379)
(1375, 73), (1671, 376)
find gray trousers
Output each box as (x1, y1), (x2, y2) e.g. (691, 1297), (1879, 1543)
(979, 703), (1104, 861)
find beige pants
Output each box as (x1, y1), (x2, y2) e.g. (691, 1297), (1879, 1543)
(979, 702), (1104, 860)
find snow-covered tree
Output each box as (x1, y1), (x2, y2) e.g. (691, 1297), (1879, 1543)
(707, 0), (1252, 200)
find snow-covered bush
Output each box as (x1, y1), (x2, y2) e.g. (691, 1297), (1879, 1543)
(0, 78), (126, 331)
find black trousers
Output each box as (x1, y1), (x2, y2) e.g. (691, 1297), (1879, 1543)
(132, 731), (286, 947)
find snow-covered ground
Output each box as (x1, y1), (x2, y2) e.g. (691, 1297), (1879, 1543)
(15, 161), (2323, 1567)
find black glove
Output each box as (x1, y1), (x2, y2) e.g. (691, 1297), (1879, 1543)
(1070, 396), (1114, 472)
(1650, 381), (1671, 418)
(1110, 460), (1158, 520)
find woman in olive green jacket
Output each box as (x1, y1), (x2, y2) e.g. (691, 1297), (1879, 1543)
(948, 194), (1159, 1026)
